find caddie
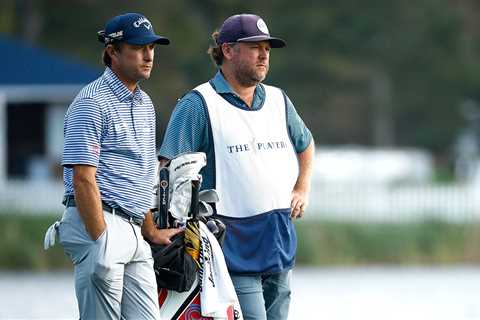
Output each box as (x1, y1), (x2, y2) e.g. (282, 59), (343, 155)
(159, 13), (314, 320)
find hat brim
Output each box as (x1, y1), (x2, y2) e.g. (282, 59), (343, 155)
(126, 35), (170, 46)
(237, 35), (286, 48)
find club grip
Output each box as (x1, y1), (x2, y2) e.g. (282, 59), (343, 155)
(157, 167), (169, 228)
(189, 180), (200, 219)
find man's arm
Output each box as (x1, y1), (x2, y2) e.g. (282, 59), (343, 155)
(72, 165), (105, 240)
(151, 92), (211, 240)
(291, 140), (315, 219)
(158, 92), (209, 160)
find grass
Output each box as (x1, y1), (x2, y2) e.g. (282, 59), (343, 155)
(295, 218), (476, 265)
(0, 212), (478, 270)
(0, 213), (71, 270)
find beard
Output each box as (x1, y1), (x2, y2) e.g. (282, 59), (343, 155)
(232, 59), (269, 87)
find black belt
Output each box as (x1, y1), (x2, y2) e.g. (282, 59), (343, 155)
(63, 195), (143, 226)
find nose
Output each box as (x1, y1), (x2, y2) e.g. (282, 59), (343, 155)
(259, 46), (269, 60)
(144, 46), (154, 62)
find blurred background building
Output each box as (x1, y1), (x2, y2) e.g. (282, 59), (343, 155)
(0, 35), (100, 211)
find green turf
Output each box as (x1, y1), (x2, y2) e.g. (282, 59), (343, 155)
(0, 213), (477, 270)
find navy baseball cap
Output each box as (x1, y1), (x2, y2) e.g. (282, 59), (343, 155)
(217, 14), (286, 48)
(97, 13), (170, 46)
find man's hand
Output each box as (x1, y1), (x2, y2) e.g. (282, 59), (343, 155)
(142, 210), (183, 245)
(291, 187), (309, 219)
(147, 227), (184, 245)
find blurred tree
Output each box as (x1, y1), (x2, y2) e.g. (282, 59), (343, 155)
(270, 0), (468, 155)
(18, 0), (43, 44)
(1, 0), (479, 162)
(0, 0), (16, 34)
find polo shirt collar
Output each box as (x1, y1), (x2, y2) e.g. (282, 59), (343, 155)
(103, 68), (143, 103)
(211, 71), (233, 94)
(211, 71), (265, 110)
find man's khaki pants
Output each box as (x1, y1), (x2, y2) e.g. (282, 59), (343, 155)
(58, 207), (160, 320)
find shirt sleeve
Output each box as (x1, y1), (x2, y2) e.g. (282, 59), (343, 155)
(62, 97), (103, 168)
(283, 92), (313, 153)
(159, 91), (209, 159)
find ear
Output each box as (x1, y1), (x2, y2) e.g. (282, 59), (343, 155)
(221, 43), (235, 61)
(106, 44), (120, 62)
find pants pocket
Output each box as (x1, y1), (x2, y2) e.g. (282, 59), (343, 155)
(58, 220), (95, 265)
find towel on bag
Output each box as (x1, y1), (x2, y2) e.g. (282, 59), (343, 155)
(198, 221), (243, 320)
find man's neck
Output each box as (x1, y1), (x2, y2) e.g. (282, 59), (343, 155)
(221, 68), (256, 108)
(111, 67), (137, 92)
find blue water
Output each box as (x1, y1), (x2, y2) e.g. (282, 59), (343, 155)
(1, 266), (479, 319)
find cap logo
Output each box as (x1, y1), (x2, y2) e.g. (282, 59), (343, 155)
(107, 30), (123, 39)
(133, 17), (152, 30)
(256, 19), (269, 35)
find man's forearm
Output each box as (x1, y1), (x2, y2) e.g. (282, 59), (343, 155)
(142, 210), (156, 240)
(295, 140), (314, 192)
(290, 140), (315, 218)
(73, 167), (105, 241)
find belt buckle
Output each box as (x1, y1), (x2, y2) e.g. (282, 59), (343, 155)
(130, 216), (142, 226)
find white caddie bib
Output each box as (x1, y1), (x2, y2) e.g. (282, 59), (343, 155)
(194, 82), (299, 218)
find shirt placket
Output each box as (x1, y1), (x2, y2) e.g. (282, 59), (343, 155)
(130, 98), (137, 136)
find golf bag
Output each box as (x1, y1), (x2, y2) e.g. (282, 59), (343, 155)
(149, 152), (241, 320)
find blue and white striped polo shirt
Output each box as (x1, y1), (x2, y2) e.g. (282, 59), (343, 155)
(62, 68), (156, 219)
